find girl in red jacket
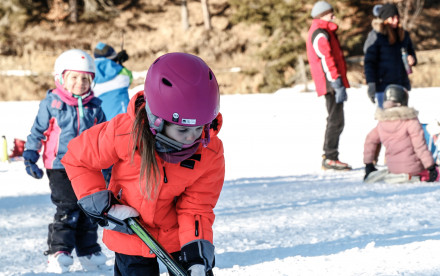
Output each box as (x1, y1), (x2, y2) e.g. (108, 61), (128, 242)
(363, 84), (438, 183)
(62, 52), (225, 276)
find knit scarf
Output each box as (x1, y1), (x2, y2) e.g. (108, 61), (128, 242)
(53, 80), (94, 118)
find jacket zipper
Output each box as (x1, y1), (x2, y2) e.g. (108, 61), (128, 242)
(76, 106), (80, 134)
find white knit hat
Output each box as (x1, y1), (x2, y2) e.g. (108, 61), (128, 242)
(311, 1), (333, 18)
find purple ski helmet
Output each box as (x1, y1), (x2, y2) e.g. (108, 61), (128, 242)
(144, 52), (220, 134)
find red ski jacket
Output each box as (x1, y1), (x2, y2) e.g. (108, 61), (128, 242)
(61, 91), (225, 257)
(306, 19), (349, 96)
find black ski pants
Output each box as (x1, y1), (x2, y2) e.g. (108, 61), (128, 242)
(114, 251), (181, 276)
(323, 92), (345, 161)
(45, 169), (101, 257)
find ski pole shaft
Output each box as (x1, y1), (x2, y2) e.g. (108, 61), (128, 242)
(127, 217), (188, 276)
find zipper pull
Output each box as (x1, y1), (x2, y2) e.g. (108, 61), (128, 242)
(163, 167), (168, 183)
(195, 220), (199, 237)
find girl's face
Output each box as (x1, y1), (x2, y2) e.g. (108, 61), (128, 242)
(385, 15), (399, 28)
(63, 71), (91, 96)
(163, 123), (204, 145)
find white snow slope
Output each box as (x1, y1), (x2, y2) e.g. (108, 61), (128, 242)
(2, 85), (440, 276)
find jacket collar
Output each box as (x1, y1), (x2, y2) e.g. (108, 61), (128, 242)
(312, 19), (338, 32)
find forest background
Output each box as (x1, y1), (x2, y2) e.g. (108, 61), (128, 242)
(1, 0), (439, 100)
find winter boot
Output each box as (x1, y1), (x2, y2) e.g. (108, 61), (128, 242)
(47, 251), (73, 273)
(78, 251), (107, 271)
(322, 157), (352, 171)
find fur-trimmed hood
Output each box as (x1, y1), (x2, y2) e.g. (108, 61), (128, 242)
(375, 106), (418, 121)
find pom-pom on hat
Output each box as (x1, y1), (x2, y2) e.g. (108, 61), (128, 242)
(94, 42), (117, 59)
(378, 3), (399, 20)
(311, 1), (333, 18)
(373, 4), (383, 17)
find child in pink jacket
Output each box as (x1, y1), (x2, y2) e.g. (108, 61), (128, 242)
(363, 84), (438, 182)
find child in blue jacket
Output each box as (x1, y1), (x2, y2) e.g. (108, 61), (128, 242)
(93, 42), (133, 120)
(23, 49), (107, 273)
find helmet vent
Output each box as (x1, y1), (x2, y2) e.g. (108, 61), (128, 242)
(209, 71), (213, 80)
(162, 78), (172, 87)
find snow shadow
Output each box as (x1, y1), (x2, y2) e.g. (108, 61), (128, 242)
(0, 193), (51, 210)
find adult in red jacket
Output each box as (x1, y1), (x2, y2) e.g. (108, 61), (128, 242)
(306, 1), (351, 170)
(61, 53), (225, 276)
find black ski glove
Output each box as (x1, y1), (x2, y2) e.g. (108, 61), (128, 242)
(77, 190), (139, 234)
(367, 82), (376, 104)
(427, 165), (438, 182)
(114, 50), (129, 65)
(364, 163), (377, 180)
(181, 240), (215, 276)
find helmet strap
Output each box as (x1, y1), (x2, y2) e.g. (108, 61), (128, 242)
(54, 74), (63, 85)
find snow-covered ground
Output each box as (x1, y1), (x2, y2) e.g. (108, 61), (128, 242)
(2, 85), (440, 275)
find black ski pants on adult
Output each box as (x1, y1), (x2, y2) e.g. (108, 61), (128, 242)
(323, 92), (344, 161)
(114, 251), (181, 276)
(45, 169), (101, 257)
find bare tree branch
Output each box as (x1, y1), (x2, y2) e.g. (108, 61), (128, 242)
(201, 0), (212, 30)
(181, 0), (189, 30)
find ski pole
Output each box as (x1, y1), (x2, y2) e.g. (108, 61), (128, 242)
(127, 217), (188, 276)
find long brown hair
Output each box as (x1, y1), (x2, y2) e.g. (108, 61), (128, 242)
(130, 95), (160, 199)
(384, 22), (405, 45)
